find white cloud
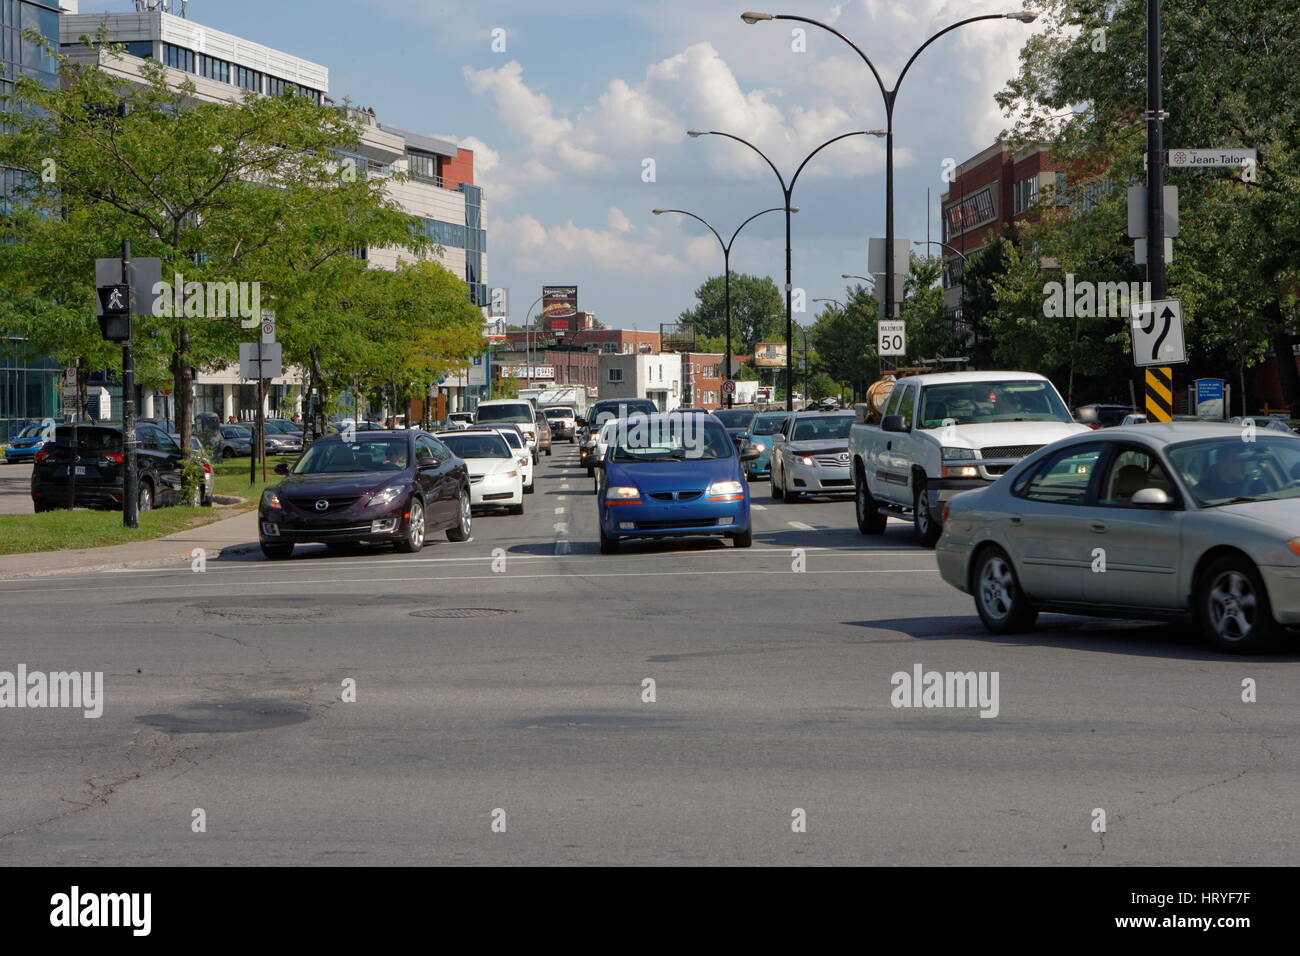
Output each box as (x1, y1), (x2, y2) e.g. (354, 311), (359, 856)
(497, 213), (688, 276)
(606, 207), (633, 232)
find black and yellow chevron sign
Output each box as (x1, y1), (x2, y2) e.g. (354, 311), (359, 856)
(1145, 366), (1174, 422)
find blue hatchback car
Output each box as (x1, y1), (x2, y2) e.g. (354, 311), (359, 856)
(4, 424), (50, 464)
(596, 412), (759, 553)
(739, 411), (788, 480)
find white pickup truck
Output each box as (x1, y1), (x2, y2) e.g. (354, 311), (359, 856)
(849, 371), (1090, 545)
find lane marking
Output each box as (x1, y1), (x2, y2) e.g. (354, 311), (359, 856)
(554, 507), (565, 515)
(553, 522), (568, 534)
(4, 567), (940, 595)
(751, 504), (767, 511)
(788, 521), (815, 531)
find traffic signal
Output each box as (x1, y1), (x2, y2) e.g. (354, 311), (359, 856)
(96, 284), (131, 342)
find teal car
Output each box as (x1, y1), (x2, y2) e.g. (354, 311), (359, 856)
(740, 411), (788, 480)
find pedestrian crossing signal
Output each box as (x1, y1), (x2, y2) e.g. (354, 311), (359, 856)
(96, 284), (132, 342)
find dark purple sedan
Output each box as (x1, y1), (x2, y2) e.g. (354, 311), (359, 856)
(258, 430), (471, 559)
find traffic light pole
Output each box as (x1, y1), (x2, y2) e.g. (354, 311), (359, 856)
(121, 238), (139, 529)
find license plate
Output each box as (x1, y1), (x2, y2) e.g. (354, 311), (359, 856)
(74, 466), (85, 476)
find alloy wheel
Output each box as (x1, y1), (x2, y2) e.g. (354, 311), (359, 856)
(978, 556), (1015, 622)
(1207, 570), (1257, 643)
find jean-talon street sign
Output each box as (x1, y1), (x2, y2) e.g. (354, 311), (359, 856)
(1167, 148), (1256, 168)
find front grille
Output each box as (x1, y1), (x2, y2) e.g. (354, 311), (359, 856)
(821, 478), (852, 487)
(813, 455), (849, 468)
(647, 490), (703, 502)
(979, 444), (1043, 460)
(286, 496), (359, 514)
(637, 518), (717, 531)
(983, 464), (1014, 476)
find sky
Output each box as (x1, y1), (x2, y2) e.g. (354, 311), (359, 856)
(78, 0), (1043, 331)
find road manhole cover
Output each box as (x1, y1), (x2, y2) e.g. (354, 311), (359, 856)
(409, 608), (518, 619)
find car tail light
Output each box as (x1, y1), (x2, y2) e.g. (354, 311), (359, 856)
(101, 452), (125, 463)
(1089, 423), (1100, 430)
(1288, 538), (1300, 558)
(34, 449), (51, 463)
(942, 502), (951, 523)
(203, 461), (212, 474)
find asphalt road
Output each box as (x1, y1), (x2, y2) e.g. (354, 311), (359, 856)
(1, 442), (1297, 866)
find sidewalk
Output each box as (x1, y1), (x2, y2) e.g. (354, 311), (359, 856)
(0, 508), (262, 580)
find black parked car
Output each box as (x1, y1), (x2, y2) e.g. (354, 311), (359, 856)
(258, 429), (471, 559)
(31, 423), (186, 512)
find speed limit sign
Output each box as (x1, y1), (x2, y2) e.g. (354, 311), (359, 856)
(877, 320), (905, 357)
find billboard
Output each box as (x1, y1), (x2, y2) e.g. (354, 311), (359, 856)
(754, 342), (788, 367)
(542, 286), (578, 321)
(501, 366), (555, 379)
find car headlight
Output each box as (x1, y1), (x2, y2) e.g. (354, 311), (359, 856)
(605, 485), (641, 501)
(752, 442), (766, 452)
(503, 470), (518, 478)
(367, 485), (405, 508)
(941, 447), (975, 460)
(262, 490), (282, 509)
(707, 480), (745, 501)
(799, 456), (815, 466)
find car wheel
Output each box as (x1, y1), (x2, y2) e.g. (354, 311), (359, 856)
(261, 542), (294, 560)
(138, 482), (154, 512)
(600, 527), (620, 554)
(546, 446), (552, 457)
(973, 545), (1038, 634)
(586, 465), (594, 478)
(771, 463), (785, 501)
(446, 488), (472, 542)
(395, 498), (425, 553)
(912, 481), (941, 547)
(524, 480), (534, 495)
(1197, 555), (1280, 653)
(855, 470), (888, 534)
(729, 527), (753, 548)
(507, 500), (525, 516)
(221, 447), (233, 460)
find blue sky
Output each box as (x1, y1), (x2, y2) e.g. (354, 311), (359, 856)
(80, 0), (1043, 331)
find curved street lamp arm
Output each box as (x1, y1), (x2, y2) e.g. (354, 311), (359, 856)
(656, 209), (726, 253)
(700, 130), (788, 193)
(774, 14), (889, 104)
(894, 14), (1005, 95)
(727, 206), (788, 250)
(917, 239), (969, 264)
(790, 130), (869, 193)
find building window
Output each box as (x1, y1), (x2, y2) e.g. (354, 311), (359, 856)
(1013, 176), (1039, 215)
(602, 343), (618, 354)
(198, 53), (229, 83)
(944, 186), (996, 238)
(162, 42), (194, 74)
(607, 368), (623, 384)
(407, 151), (440, 184)
(235, 65), (263, 93)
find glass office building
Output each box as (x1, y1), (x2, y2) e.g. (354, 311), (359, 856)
(0, 0), (62, 443)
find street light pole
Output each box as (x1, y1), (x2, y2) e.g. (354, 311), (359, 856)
(743, 10), (1034, 324)
(653, 206), (793, 407)
(688, 128), (885, 411)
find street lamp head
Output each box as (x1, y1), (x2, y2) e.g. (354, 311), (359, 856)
(864, 129), (887, 137)
(652, 209), (667, 215)
(788, 206), (800, 213)
(740, 11), (774, 23)
(1005, 10), (1037, 22)
(686, 129), (708, 138)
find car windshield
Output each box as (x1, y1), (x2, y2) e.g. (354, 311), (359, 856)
(609, 418), (734, 462)
(592, 400), (657, 425)
(222, 426), (251, 439)
(543, 408), (570, 419)
(749, 414), (786, 436)
(475, 403), (533, 424)
(293, 439), (409, 474)
(1167, 437), (1300, 506)
(17, 425), (44, 439)
(792, 416), (854, 441)
(713, 409), (755, 429)
(497, 430), (523, 449)
(918, 380), (1071, 427)
(441, 433), (511, 459)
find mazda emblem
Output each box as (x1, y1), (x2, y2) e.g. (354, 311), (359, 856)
(315, 500), (329, 511)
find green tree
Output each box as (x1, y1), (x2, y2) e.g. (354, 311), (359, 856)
(997, 0), (1300, 414)
(809, 283), (876, 400)
(0, 36), (420, 459)
(678, 273), (785, 355)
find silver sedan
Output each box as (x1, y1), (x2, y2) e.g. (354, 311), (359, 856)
(936, 424), (1300, 653)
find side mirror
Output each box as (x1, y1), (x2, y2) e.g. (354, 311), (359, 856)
(274, 462), (290, 475)
(740, 445), (761, 462)
(882, 414), (909, 433)
(1131, 487), (1170, 506)
(418, 456), (441, 468)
